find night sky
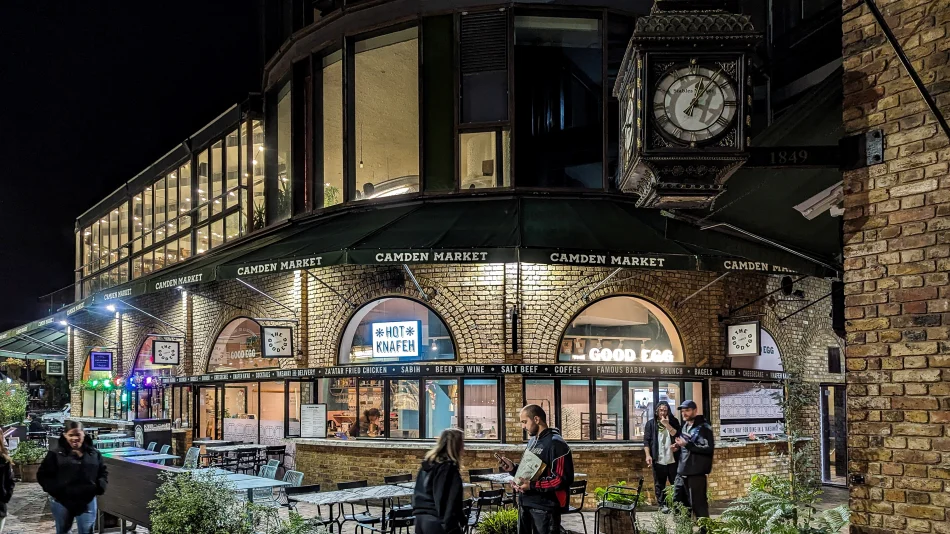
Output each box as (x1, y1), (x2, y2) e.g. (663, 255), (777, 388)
(0, 1), (262, 331)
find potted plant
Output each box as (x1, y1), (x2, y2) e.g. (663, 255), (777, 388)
(0, 381), (27, 426)
(476, 508), (518, 534)
(11, 441), (47, 482)
(149, 471), (257, 534)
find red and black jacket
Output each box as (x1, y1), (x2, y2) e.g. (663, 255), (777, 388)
(509, 428), (574, 512)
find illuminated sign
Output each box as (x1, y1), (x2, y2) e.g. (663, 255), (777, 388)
(371, 321), (422, 359)
(572, 348), (675, 363)
(90, 351), (113, 371)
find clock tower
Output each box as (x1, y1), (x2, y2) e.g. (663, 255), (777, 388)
(614, 0), (760, 208)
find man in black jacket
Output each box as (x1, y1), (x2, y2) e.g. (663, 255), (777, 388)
(672, 400), (714, 530)
(498, 405), (574, 534)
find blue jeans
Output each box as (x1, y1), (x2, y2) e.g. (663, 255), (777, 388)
(50, 497), (97, 534)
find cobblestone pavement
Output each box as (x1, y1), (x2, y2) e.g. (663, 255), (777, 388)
(2, 483), (848, 533)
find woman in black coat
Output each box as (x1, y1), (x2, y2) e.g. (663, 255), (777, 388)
(38, 421), (108, 534)
(0, 437), (15, 533)
(412, 428), (466, 534)
(642, 401), (681, 512)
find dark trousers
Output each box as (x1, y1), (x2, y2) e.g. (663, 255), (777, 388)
(519, 507), (560, 534)
(674, 474), (709, 519)
(415, 514), (448, 534)
(652, 462), (677, 505)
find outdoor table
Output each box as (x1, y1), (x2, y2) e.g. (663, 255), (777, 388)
(102, 448), (158, 457)
(97, 432), (129, 439)
(192, 439), (240, 446)
(98, 446), (145, 453)
(95, 437), (137, 448)
(82, 427), (104, 434)
(129, 453), (180, 463)
(205, 444), (268, 453)
(191, 469), (290, 502)
(289, 483), (421, 530)
(474, 472), (588, 485)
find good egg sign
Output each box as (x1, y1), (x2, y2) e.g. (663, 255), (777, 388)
(371, 321), (422, 359)
(589, 348), (674, 363)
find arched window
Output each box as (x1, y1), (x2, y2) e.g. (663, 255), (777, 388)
(207, 318), (282, 372)
(559, 296), (684, 363)
(339, 298), (455, 364)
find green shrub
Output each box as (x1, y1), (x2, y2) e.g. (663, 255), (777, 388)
(148, 471), (257, 534)
(11, 441), (47, 465)
(476, 508), (519, 534)
(0, 382), (27, 426)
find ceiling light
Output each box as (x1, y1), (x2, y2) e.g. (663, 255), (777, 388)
(185, 197), (190, 202)
(258, 146), (264, 152)
(106, 304), (116, 312)
(252, 160), (258, 165)
(135, 196), (142, 201)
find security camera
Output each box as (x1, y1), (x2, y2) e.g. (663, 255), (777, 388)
(793, 182), (843, 221)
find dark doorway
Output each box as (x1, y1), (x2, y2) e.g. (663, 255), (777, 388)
(820, 384), (847, 486)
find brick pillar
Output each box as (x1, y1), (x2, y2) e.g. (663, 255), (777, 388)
(184, 292), (194, 377)
(842, 1), (950, 532)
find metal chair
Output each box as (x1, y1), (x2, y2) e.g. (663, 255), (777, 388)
(266, 459), (281, 472)
(563, 480), (589, 534)
(251, 465), (280, 505)
(237, 450), (258, 474)
(182, 447), (201, 469)
(594, 478), (644, 534)
(338, 480), (382, 529)
(473, 489), (505, 524)
(358, 508), (414, 534)
(468, 467), (494, 496)
(462, 498), (476, 534)
(384, 473), (413, 511)
(147, 442), (157, 451)
(156, 444), (171, 466)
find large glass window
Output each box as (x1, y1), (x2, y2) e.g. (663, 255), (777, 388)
(356, 379), (384, 437)
(339, 298), (455, 364)
(514, 15), (603, 188)
(320, 377), (356, 436)
(226, 129), (240, 209)
(260, 381), (286, 445)
(275, 83), (293, 221)
(353, 28), (419, 201)
(212, 140), (224, 216)
(560, 379), (589, 440)
(322, 51), (344, 207)
(224, 382), (259, 443)
(629, 381), (654, 440)
(426, 378), (458, 438)
(524, 379), (556, 429)
(460, 130), (511, 190)
(251, 120), (266, 230)
(287, 381), (313, 437)
(207, 318), (283, 372)
(390, 379), (420, 439)
(594, 380), (623, 440)
(463, 379), (499, 440)
(559, 296), (684, 364)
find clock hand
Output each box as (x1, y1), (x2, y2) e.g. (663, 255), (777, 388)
(684, 80), (706, 117)
(685, 67), (725, 117)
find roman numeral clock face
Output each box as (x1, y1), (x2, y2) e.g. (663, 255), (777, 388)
(653, 62), (738, 145)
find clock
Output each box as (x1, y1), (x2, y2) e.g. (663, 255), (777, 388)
(653, 61), (738, 146)
(262, 326), (294, 357)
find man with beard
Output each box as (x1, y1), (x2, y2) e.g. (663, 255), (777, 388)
(497, 405), (574, 534)
(672, 400), (714, 531)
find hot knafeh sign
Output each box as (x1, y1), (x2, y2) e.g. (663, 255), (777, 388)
(371, 320), (422, 359)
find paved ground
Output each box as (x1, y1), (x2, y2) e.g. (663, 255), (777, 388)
(2, 483), (848, 533)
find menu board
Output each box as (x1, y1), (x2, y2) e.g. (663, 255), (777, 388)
(301, 404), (327, 439)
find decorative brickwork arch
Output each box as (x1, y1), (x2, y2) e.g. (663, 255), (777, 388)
(323, 269), (485, 365)
(528, 269), (712, 366)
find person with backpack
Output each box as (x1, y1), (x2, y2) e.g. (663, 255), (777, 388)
(37, 421), (108, 534)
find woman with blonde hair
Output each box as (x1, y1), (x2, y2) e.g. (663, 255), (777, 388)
(0, 437), (15, 532)
(412, 428), (466, 534)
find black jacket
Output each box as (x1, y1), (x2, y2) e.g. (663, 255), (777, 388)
(412, 460), (465, 534)
(509, 428), (574, 511)
(37, 436), (108, 515)
(676, 415), (715, 476)
(643, 415), (682, 465)
(0, 458), (14, 518)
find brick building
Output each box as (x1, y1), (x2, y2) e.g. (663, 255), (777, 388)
(841, 0), (950, 531)
(0, 0), (851, 507)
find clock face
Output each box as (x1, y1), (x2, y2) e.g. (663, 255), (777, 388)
(652, 63), (738, 144)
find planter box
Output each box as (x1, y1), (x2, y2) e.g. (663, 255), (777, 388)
(19, 464), (40, 482)
(596, 507), (637, 534)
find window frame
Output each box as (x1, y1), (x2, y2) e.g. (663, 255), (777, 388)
(521, 377), (709, 442)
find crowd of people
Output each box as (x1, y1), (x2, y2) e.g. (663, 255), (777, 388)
(412, 401), (715, 534)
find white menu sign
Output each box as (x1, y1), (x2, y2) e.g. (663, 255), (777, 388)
(301, 404), (327, 439)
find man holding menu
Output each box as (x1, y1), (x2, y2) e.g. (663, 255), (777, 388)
(497, 405), (574, 534)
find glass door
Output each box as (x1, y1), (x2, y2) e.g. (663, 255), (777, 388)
(820, 384), (847, 486)
(196, 386), (221, 440)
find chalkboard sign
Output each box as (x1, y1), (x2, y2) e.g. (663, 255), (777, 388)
(90, 351), (113, 371)
(300, 404), (327, 439)
(46, 360), (65, 376)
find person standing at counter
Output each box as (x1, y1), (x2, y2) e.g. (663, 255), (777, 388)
(38, 421), (108, 534)
(672, 400), (714, 532)
(412, 428), (466, 534)
(643, 401), (680, 512)
(497, 405), (574, 534)
(350, 408), (382, 438)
